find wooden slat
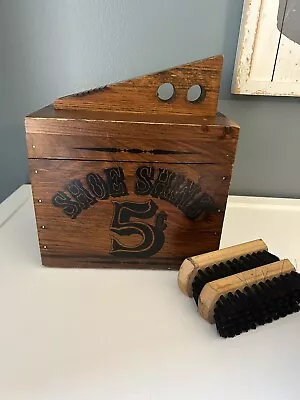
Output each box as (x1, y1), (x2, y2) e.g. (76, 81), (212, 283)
(27, 106), (238, 127)
(29, 160), (232, 269)
(26, 130), (238, 164)
(26, 112), (239, 163)
(53, 56), (223, 117)
(178, 239), (268, 297)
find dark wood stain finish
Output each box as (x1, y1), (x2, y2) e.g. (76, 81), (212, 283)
(25, 55), (239, 269)
(54, 56), (223, 117)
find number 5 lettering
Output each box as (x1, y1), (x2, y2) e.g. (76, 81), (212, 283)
(110, 200), (167, 257)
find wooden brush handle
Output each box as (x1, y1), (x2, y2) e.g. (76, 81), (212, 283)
(178, 239), (268, 297)
(198, 259), (295, 323)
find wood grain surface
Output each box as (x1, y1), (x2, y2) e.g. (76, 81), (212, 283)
(29, 159), (234, 269)
(27, 106), (238, 126)
(26, 127), (238, 165)
(25, 55), (239, 269)
(54, 55), (223, 117)
(178, 239), (268, 296)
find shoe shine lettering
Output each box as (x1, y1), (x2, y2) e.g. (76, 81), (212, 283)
(52, 166), (215, 220)
(52, 166), (216, 257)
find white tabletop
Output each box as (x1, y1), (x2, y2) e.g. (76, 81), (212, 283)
(1, 185), (300, 400)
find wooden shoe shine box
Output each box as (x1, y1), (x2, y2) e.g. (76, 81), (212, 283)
(25, 55), (239, 269)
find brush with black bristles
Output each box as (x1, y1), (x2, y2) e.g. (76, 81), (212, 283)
(178, 240), (300, 337)
(178, 239), (279, 301)
(198, 259), (300, 337)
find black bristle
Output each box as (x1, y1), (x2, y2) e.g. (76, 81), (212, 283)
(226, 260), (239, 274)
(256, 250), (279, 264)
(218, 263), (230, 278)
(247, 252), (267, 267)
(240, 255), (256, 269)
(192, 250), (279, 305)
(214, 271), (300, 338)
